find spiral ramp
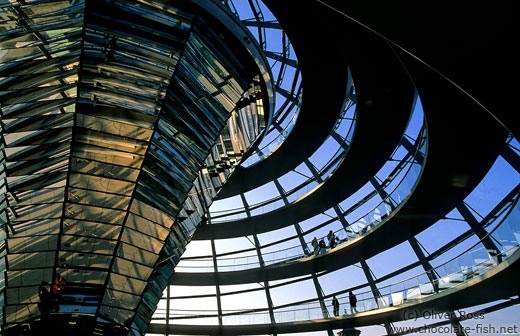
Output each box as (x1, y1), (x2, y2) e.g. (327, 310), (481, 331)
(0, 0), (518, 336)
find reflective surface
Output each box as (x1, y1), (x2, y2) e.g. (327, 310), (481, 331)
(0, 0), (270, 333)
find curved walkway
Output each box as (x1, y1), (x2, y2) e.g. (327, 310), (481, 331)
(152, 244), (520, 334)
(194, 23), (417, 240)
(173, 122), (509, 286)
(192, 12), (508, 243)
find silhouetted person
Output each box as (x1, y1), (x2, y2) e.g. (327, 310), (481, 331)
(200, 216), (207, 225)
(349, 290), (358, 314)
(318, 239), (326, 254)
(38, 281), (51, 316)
(311, 237), (318, 255)
(327, 230), (337, 248)
(332, 295), (340, 316)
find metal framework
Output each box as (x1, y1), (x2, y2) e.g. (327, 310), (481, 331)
(1, 0), (519, 336)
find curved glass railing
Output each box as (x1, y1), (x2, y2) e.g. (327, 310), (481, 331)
(176, 127), (426, 272)
(155, 190), (520, 324)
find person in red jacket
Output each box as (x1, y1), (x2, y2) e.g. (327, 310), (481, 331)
(52, 274), (66, 299)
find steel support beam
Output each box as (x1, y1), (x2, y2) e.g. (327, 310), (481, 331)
(359, 260), (394, 335)
(240, 194), (277, 332)
(210, 234), (224, 327)
(400, 137), (424, 165)
(457, 203), (501, 262)
(501, 144), (520, 174)
(264, 51), (298, 68)
(273, 179), (311, 255)
(408, 237), (439, 292)
(242, 19), (282, 29)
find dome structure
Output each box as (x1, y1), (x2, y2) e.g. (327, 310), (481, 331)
(0, 0), (518, 336)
